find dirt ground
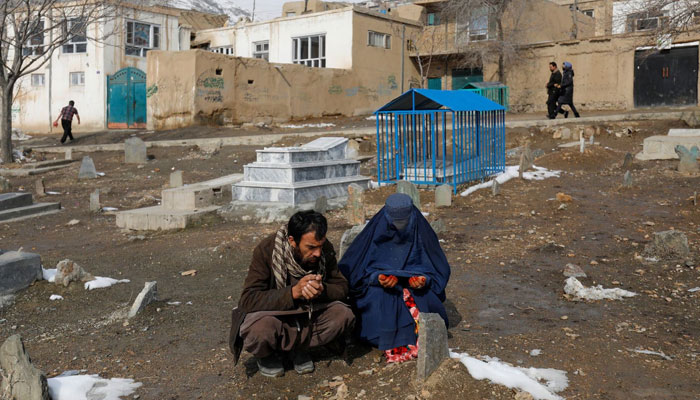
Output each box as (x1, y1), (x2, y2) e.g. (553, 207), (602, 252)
(2, 117), (700, 399)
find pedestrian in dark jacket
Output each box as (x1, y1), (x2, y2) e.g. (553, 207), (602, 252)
(229, 211), (354, 378)
(546, 62), (562, 119)
(53, 100), (80, 144)
(555, 61), (580, 118)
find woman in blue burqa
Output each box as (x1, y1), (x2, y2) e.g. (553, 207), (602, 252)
(338, 193), (450, 362)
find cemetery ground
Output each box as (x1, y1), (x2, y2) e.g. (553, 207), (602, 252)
(1, 118), (700, 399)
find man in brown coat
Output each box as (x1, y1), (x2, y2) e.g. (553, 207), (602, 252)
(229, 210), (355, 377)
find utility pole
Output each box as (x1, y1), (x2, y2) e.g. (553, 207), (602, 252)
(571, 0), (579, 39)
(252, 0), (256, 21)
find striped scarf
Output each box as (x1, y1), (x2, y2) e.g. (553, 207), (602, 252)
(271, 225), (326, 289)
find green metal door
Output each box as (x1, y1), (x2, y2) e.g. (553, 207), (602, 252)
(428, 78), (442, 90)
(107, 67), (147, 129)
(452, 68), (483, 90)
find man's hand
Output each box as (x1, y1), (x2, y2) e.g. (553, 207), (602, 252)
(408, 275), (426, 289)
(292, 274), (324, 300)
(378, 274), (398, 288)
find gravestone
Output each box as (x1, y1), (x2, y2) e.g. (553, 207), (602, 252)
(78, 156), (97, 179)
(532, 149), (545, 159)
(675, 145), (699, 173)
(492, 179), (500, 196)
(518, 144), (534, 179)
(435, 185), (451, 208)
(563, 263), (586, 278)
(89, 189), (100, 212)
(0, 251), (42, 296)
(397, 180), (420, 209)
(170, 170), (183, 188)
(346, 139), (360, 159)
(644, 230), (690, 260)
(622, 153), (633, 170)
(339, 223), (367, 260)
(128, 281), (157, 319)
(124, 137), (148, 164)
(35, 178), (45, 197)
(0, 177), (10, 193)
(416, 313), (449, 381)
(623, 170), (632, 187)
(65, 148), (72, 160)
(0, 335), (50, 400)
(347, 183), (365, 225)
(314, 196), (329, 214)
(589, 134), (595, 146)
(430, 219), (446, 234)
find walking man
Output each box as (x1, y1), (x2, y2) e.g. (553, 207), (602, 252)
(229, 210), (355, 377)
(554, 62), (580, 118)
(545, 62), (562, 119)
(54, 100), (80, 144)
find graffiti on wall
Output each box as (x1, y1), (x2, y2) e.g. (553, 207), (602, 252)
(146, 84), (158, 98)
(196, 72), (224, 103)
(11, 106), (20, 122)
(387, 75), (398, 90)
(328, 85), (343, 95)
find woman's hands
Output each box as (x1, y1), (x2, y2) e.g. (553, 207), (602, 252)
(378, 274), (426, 289)
(408, 276), (426, 289)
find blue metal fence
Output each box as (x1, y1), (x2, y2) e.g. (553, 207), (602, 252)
(375, 89), (506, 193)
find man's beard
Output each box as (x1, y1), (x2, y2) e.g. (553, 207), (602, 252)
(293, 246), (320, 270)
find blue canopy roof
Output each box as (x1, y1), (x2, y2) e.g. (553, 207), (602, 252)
(375, 88), (505, 113)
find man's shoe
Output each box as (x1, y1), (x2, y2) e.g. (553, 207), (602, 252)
(257, 355), (284, 378)
(292, 352), (314, 374)
(564, 111), (569, 119)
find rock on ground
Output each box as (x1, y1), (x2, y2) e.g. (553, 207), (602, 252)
(128, 281), (158, 319)
(0, 335), (50, 400)
(54, 259), (94, 287)
(644, 230), (690, 260)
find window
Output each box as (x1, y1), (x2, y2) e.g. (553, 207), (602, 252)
(22, 20), (44, 56)
(626, 11), (665, 32)
(70, 72), (85, 86)
(253, 41), (269, 60)
(63, 18), (87, 53)
(286, 12), (296, 17)
(427, 12), (440, 26)
(368, 31), (391, 49)
(125, 21), (160, 57)
(211, 46), (233, 55)
(31, 74), (45, 87)
(582, 9), (594, 18)
(469, 7), (489, 41)
(292, 35), (325, 67)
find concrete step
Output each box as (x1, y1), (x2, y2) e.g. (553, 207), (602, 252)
(0, 164), (73, 176)
(0, 193), (33, 211)
(256, 138), (348, 164)
(244, 160), (360, 184)
(0, 202), (61, 222)
(161, 174), (243, 211)
(232, 176), (370, 206)
(24, 159), (75, 169)
(116, 205), (220, 231)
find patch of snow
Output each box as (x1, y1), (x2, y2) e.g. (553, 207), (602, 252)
(280, 123), (336, 129)
(450, 351), (568, 400)
(530, 349), (542, 356)
(644, 257), (659, 263)
(101, 207), (119, 212)
(688, 287), (700, 293)
(365, 115), (377, 120)
(47, 373), (141, 400)
(167, 301), (181, 306)
(46, 191), (61, 195)
(84, 277), (130, 291)
(96, 172), (106, 177)
(42, 268), (57, 283)
(564, 277), (637, 301)
(460, 165), (561, 197)
(49, 295), (64, 301)
(11, 129), (32, 141)
(421, 212), (430, 217)
(628, 348), (673, 361)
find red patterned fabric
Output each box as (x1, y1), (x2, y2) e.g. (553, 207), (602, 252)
(384, 288), (420, 363)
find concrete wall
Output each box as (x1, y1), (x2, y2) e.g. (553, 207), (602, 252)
(146, 49), (411, 130)
(13, 6), (182, 134)
(551, 0), (613, 36)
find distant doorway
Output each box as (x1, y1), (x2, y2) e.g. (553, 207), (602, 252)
(107, 67), (147, 128)
(428, 77), (442, 90)
(634, 46), (698, 107)
(451, 67), (483, 89)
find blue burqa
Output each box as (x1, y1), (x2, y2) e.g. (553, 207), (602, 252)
(338, 193), (451, 350)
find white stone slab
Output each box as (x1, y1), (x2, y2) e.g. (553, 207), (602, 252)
(636, 135), (700, 160)
(668, 129), (700, 137)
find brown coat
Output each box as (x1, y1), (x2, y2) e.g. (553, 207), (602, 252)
(228, 234), (349, 364)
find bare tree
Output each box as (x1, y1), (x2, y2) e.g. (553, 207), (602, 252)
(0, 0), (125, 163)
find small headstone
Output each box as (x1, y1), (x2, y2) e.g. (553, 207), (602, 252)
(124, 137), (148, 164)
(584, 126), (595, 139)
(0, 177), (10, 193)
(681, 110), (700, 128)
(492, 179), (500, 196)
(622, 153), (633, 170)
(435, 185), (451, 208)
(559, 127), (572, 140)
(532, 149), (545, 159)
(572, 129), (580, 141)
(0, 251), (42, 296)
(346, 139), (360, 159)
(54, 259), (93, 287)
(347, 183), (366, 225)
(397, 180), (420, 209)
(35, 178), (45, 197)
(128, 281), (158, 319)
(623, 170), (632, 187)
(78, 156), (97, 179)
(579, 136), (585, 153)
(89, 189), (100, 212)
(589, 134), (595, 146)
(563, 263), (586, 278)
(644, 230), (690, 260)
(65, 148), (72, 160)
(339, 223), (367, 259)
(314, 196), (329, 214)
(170, 170), (183, 188)
(416, 313), (449, 381)
(674, 145), (699, 173)
(430, 219), (446, 234)
(518, 144), (534, 179)
(0, 335), (50, 400)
